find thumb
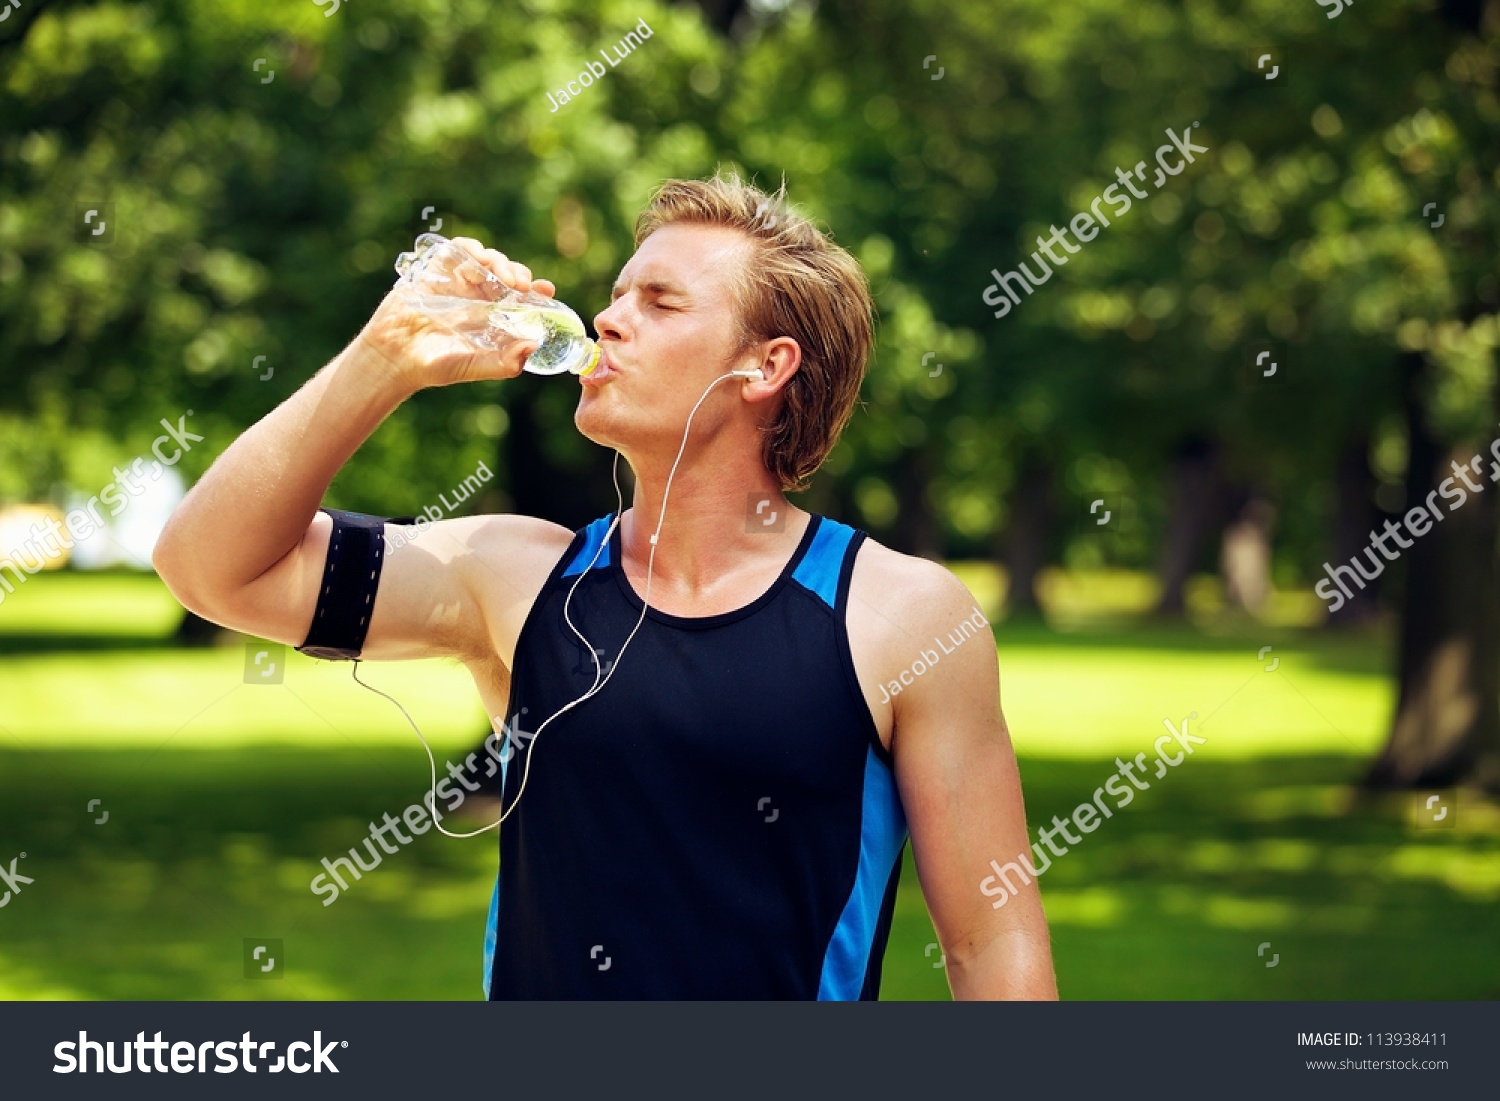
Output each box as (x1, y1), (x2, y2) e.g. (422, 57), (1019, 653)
(463, 339), (539, 382)
(504, 341), (540, 377)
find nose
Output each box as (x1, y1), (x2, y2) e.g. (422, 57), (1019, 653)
(593, 297), (628, 343)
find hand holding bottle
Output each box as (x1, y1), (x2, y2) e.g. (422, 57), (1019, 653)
(356, 235), (574, 391)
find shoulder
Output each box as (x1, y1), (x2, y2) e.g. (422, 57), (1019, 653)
(844, 531), (997, 719)
(842, 532), (998, 754)
(847, 532), (987, 637)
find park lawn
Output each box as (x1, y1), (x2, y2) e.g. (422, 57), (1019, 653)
(1, 571), (1497, 1000)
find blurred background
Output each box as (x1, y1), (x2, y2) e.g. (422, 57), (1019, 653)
(1, 0), (1498, 999)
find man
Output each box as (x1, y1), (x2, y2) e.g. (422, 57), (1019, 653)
(152, 172), (1057, 1000)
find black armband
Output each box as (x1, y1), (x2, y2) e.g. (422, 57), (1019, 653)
(297, 508), (398, 661)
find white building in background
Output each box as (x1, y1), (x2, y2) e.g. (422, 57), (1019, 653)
(0, 462), (186, 582)
(68, 463), (186, 568)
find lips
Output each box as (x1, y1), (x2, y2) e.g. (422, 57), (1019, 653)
(581, 350), (620, 386)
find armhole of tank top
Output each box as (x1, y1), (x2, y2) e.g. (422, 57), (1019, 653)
(831, 529), (896, 771)
(514, 521), (599, 656)
(497, 523), (596, 754)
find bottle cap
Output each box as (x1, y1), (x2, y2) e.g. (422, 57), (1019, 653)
(575, 341), (602, 377)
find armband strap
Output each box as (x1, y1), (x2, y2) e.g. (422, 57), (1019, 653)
(296, 508), (404, 661)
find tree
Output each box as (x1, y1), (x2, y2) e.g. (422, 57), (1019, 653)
(1369, 352), (1500, 789)
(1364, 0), (1500, 792)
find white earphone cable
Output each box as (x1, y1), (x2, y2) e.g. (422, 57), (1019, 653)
(351, 369), (754, 839)
(488, 368), (750, 829)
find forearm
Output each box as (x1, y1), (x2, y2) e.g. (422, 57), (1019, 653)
(153, 338), (413, 605)
(946, 926), (1059, 1001)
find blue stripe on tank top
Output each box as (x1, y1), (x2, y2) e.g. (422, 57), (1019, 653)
(817, 744), (909, 1000)
(482, 732), (513, 998)
(790, 517), (854, 610)
(561, 516), (615, 577)
(482, 879), (499, 998)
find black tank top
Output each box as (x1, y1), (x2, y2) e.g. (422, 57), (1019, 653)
(483, 511), (909, 999)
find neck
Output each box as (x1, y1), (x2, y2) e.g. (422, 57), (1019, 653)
(615, 454), (803, 594)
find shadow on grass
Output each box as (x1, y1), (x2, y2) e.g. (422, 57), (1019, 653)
(988, 617), (1392, 678)
(851, 754), (1496, 1001)
(0, 746), (497, 1000)
(0, 634), (188, 656)
(2, 746), (1496, 1001)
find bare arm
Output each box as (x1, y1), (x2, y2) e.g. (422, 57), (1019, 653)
(152, 239), (567, 663)
(887, 564), (1059, 1000)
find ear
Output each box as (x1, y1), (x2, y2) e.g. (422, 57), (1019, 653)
(739, 336), (800, 403)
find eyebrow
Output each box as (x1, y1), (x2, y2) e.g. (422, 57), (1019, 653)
(610, 278), (690, 300)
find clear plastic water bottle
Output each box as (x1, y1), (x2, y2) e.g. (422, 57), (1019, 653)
(392, 233), (601, 377)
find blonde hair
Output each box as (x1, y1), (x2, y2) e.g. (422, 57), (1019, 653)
(634, 171), (874, 492)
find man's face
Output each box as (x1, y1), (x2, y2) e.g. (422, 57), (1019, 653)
(576, 223), (759, 455)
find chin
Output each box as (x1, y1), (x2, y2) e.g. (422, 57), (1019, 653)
(574, 399), (624, 451)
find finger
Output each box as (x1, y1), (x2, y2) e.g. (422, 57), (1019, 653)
(429, 237), (538, 296)
(444, 239), (509, 287)
(450, 238), (497, 277)
(532, 279), (556, 298)
(438, 239), (504, 291)
(482, 253), (535, 293)
(475, 247), (527, 287)
(488, 342), (539, 381)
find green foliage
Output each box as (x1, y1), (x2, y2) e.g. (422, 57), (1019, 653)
(1, 0), (1496, 573)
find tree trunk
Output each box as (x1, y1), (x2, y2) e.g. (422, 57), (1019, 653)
(172, 608), (222, 647)
(1364, 0), (1500, 792)
(691, 0), (750, 36)
(503, 389), (616, 529)
(1220, 495), (1275, 616)
(1154, 438), (1223, 617)
(1366, 351), (1500, 791)
(1327, 434), (1383, 626)
(892, 448), (943, 561)
(999, 455), (1052, 617)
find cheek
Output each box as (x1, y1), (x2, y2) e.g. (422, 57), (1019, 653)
(673, 320), (734, 362)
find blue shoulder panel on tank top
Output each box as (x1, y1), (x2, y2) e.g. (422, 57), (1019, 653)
(817, 744), (909, 999)
(790, 517), (856, 609)
(561, 515), (615, 577)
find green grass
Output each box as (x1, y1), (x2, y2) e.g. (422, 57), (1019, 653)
(2, 571), (1497, 1000)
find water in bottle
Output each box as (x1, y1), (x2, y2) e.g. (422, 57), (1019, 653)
(393, 233), (601, 377)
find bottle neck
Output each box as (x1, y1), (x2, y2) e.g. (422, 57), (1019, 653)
(574, 340), (602, 377)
